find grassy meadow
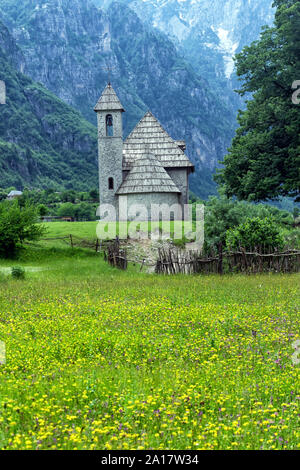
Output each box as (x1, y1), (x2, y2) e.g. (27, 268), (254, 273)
(42, 221), (98, 240)
(41, 220), (198, 246)
(0, 226), (299, 450)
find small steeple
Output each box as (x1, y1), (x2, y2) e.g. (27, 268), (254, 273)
(94, 83), (125, 112)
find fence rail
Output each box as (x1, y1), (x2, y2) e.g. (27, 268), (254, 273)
(104, 241), (128, 270)
(35, 235), (300, 275)
(155, 247), (300, 275)
(36, 235), (113, 252)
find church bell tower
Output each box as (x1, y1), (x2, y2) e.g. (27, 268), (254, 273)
(94, 83), (125, 211)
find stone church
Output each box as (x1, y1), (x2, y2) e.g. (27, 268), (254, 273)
(94, 83), (194, 220)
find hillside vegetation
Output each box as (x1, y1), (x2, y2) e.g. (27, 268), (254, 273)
(0, 20), (98, 190)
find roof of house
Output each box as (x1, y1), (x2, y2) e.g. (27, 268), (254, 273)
(7, 190), (23, 197)
(123, 111), (194, 171)
(94, 84), (125, 112)
(116, 151), (181, 195)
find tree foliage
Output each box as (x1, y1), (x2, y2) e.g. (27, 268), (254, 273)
(0, 201), (45, 257)
(204, 195), (293, 246)
(226, 217), (285, 252)
(0, 19), (98, 192)
(216, 0), (300, 202)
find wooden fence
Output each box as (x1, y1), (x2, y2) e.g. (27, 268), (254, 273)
(104, 240), (128, 270)
(37, 236), (300, 275)
(36, 235), (111, 252)
(155, 247), (300, 275)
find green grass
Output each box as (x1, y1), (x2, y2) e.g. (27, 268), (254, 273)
(42, 221), (98, 241)
(42, 220), (198, 244)
(0, 244), (299, 450)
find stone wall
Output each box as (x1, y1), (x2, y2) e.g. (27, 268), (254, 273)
(119, 193), (182, 221)
(166, 168), (189, 205)
(97, 110), (123, 211)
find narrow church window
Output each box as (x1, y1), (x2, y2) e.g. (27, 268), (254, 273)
(108, 177), (114, 190)
(106, 114), (113, 136)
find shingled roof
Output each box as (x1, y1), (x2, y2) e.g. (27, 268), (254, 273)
(116, 151), (181, 195)
(94, 84), (125, 112)
(123, 111), (194, 171)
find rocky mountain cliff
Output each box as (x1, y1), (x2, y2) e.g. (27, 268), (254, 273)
(0, 19), (98, 190)
(0, 0), (236, 198)
(96, 0), (275, 114)
(96, 0), (275, 80)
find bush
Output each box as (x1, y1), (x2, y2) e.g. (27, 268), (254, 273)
(226, 217), (285, 252)
(57, 203), (75, 219)
(204, 196), (293, 246)
(38, 204), (48, 217)
(0, 201), (46, 258)
(11, 266), (25, 280)
(284, 229), (300, 250)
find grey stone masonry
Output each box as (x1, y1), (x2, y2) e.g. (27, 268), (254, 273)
(166, 168), (189, 205)
(94, 83), (194, 222)
(119, 193), (181, 221)
(94, 84), (125, 211)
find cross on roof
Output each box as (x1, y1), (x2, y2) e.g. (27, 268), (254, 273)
(100, 63), (116, 86)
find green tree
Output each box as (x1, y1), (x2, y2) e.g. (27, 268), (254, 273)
(0, 189), (7, 201)
(57, 203), (75, 219)
(216, 0), (300, 202)
(74, 203), (95, 221)
(226, 217), (285, 252)
(62, 191), (77, 203)
(89, 189), (99, 202)
(0, 201), (45, 257)
(204, 197), (247, 246)
(38, 204), (48, 217)
(204, 195), (293, 246)
(293, 207), (300, 219)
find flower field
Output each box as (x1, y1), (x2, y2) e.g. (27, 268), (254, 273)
(0, 251), (299, 450)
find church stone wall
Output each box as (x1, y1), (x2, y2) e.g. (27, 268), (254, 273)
(166, 168), (189, 206)
(97, 110), (123, 212)
(119, 193), (181, 221)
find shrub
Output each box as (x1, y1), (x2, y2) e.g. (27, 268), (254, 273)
(11, 266), (25, 280)
(284, 229), (300, 250)
(57, 203), (75, 219)
(204, 196), (293, 246)
(226, 217), (285, 252)
(0, 201), (46, 258)
(38, 204), (48, 217)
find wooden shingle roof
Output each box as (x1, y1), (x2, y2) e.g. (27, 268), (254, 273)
(123, 111), (194, 171)
(94, 84), (125, 112)
(116, 151), (181, 195)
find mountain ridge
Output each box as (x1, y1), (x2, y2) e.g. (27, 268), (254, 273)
(0, 18), (98, 190)
(94, 0), (275, 119)
(0, 0), (236, 198)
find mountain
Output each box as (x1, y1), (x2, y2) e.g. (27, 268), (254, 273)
(0, 0), (236, 198)
(95, 0), (275, 112)
(0, 19), (98, 190)
(96, 0), (275, 79)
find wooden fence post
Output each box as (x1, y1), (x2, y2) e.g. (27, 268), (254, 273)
(218, 242), (223, 275)
(140, 259), (145, 272)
